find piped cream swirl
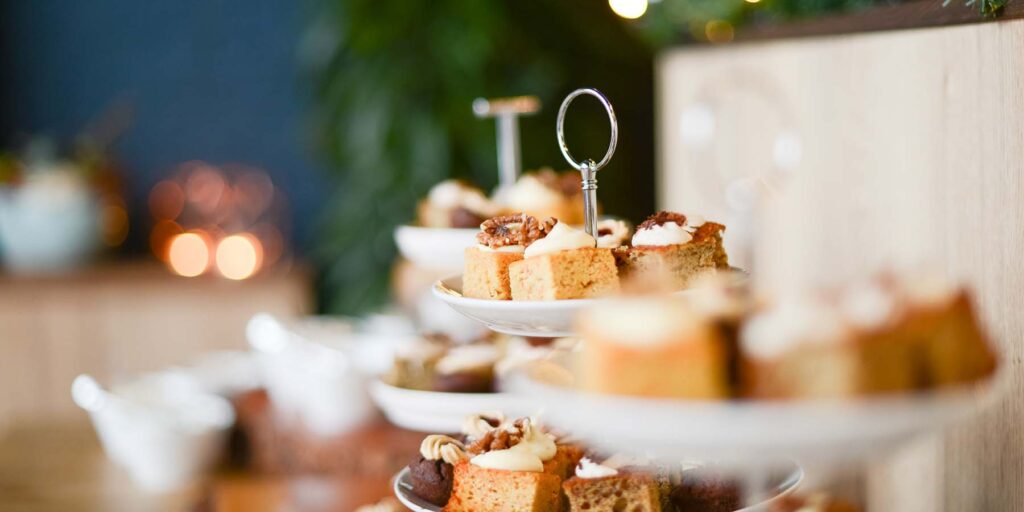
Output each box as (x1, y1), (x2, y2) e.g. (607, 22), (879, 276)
(420, 435), (468, 465)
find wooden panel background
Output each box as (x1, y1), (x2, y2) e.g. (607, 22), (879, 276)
(657, 20), (1024, 511)
(0, 264), (312, 426)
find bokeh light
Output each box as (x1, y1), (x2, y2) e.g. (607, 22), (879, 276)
(609, 0), (647, 19)
(705, 20), (735, 43)
(148, 180), (185, 220)
(167, 232), (211, 277)
(215, 233), (263, 280)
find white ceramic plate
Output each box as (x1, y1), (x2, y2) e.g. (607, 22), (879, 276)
(392, 463), (803, 512)
(394, 226), (478, 271)
(431, 273), (745, 337)
(369, 379), (533, 433)
(508, 366), (1007, 467)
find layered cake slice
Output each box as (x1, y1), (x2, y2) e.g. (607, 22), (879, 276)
(562, 458), (662, 512)
(444, 418), (583, 512)
(509, 221), (620, 300)
(618, 211), (728, 290)
(463, 214), (554, 300)
(577, 297), (730, 399)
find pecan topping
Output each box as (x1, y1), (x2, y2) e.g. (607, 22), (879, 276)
(467, 428), (519, 454)
(477, 213), (556, 249)
(637, 211), (687, 231)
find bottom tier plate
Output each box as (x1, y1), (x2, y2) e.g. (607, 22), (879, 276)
(392, 462), (803, 512)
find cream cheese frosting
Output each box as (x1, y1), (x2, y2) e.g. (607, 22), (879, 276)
(502, 174), (565, 213)
(741, 298), (850, 359)
(420, 435), (468, 465)
(631, 221), (693, 246)
(575, 457), (618, 478)
(435, 344), (500, 375)
(523, 222), (596, 258)
(469, 419), (557, 472)
(595, 219), (631, 248)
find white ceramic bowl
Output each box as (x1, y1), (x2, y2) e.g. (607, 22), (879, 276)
(369, 380), (532, 433)
(72, 373), (235, 492)
(394, 225), (478, 271)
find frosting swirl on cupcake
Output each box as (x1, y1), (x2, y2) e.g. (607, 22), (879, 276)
(420, 435), (469, 465)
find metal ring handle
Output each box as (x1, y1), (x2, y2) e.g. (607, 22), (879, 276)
(556, 88), (618, 172)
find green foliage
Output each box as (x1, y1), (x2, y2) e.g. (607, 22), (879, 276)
(637, 0), (1007, 45)
(309, 0), (655, 314)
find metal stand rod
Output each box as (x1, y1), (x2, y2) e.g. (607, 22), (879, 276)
(581, 161), (598, 237)
(496, 114), (521, 190)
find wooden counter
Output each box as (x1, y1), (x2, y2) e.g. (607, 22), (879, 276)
(0, 262), (312, 427)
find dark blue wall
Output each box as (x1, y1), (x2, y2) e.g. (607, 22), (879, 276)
(0, 0), (331, 253)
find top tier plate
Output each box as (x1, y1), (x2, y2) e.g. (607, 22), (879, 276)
(432, 273), (744, 337)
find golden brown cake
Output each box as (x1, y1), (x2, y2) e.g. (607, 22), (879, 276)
(508, 222), (619, 301)
(463, 214), (554, 300)
(771, 493), (861, 512)
(563, 459), (662, 512)
(619, 212), (728, 291)
(577, 298), (730, 399)
(444, 418), (582, 512)
(740, 273), (998, 399)
(444, 461), (564, 512)
(739, 295), (912, 399)
(510, 247), (619, 300)
(463, 247), (522, 300)
(894, 274), (997, 387)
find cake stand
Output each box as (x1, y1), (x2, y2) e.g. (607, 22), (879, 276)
(507, 363), (1008, 468)
(394, 225), (478, 271)
(369, 379), (533, 433)
(392, 462), (804, 512)
(432, 272), (746, 337)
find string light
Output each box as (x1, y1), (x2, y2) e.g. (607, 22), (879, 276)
(609, 0), (648, 19)
(216, 233), (263, 280)
(167, 232), (211, 277)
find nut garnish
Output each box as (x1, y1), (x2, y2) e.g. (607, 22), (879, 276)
(420, 435), (469, 465)
(477, 213), (556, 249)
(637, 211), (687, 231)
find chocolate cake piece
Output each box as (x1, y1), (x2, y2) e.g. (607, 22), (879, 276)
(408, 456), (456, 506)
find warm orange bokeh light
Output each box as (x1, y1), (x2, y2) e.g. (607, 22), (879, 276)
(167, 232), (211, 277)
(148, 180), (185, 220)
(215, 233), (263, 280)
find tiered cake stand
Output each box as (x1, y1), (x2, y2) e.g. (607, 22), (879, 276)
(392, 87), (1007, 511)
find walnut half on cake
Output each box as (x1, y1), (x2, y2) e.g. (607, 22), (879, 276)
(463, 214), (554, 300)
(618, 211), (729, 291)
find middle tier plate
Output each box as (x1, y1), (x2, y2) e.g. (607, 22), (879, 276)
(432, 273), (744, 337)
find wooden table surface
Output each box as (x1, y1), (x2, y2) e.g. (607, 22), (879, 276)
(0, 419), (400, 512)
